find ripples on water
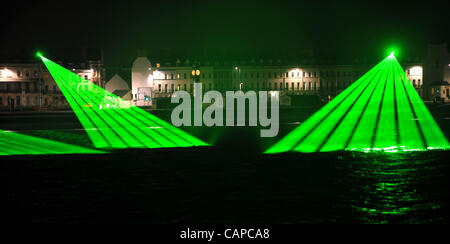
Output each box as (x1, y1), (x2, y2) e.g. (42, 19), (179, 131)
(332, 151), (449, 223)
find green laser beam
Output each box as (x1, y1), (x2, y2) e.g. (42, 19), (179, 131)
(320, 58), (390, 152)
(0, 129), (105, 156)
(265, 56), (389, 154)
(39, 55), (208, 149)
(265, 54), (449, 154)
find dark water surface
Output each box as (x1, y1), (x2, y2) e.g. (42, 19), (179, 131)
(330, 151), (450, 223)
(2, 148), (449, 223)
(1, 105), (449, 223)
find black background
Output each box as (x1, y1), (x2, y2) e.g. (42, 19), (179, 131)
(1, 0), (449, 65)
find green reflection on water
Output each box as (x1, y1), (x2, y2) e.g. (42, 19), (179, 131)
(342, 151), (444, 224)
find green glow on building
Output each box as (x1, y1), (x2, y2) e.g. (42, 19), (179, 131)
(265, 54), (449, 154)
(0, 129), (105, 156)
(39, 55), (208, 149)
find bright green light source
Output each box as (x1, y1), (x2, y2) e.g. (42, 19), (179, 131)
(0, 129), (105, 156)
(265, 55), (449, 154)
(38, 54), (208, 149)
(386, 47), (399, 58)
(36, 52), (42, 58)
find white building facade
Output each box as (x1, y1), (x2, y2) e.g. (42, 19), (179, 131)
(131, 57), (426, 105)
(0, 62), (104, 111)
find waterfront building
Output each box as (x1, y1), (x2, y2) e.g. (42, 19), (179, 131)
(131, 50), (437, 106)
(0, 49), (104, 111)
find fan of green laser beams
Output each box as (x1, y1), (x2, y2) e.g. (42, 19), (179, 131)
(38, 55), (208, 149)
(265, 54), (449, 154)
(0, 129), (105, 156)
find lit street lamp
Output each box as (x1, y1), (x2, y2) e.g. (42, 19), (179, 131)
(191, 63), (200, 83)
(235, 66), (241, 90)
(191, 63), (201, 96)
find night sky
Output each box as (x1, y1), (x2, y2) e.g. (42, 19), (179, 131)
(2, 0), (449, 66)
